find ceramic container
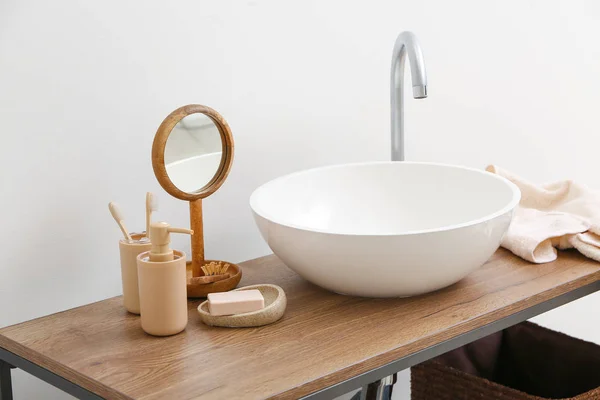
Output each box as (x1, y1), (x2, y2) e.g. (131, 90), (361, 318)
(250, 162), (521, 298)
(197, 284), (286, 328)
(137, 250), (188, 336)
(118, 234), (152, 314)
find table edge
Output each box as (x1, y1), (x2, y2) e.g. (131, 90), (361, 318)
(1, 256), (599, 400)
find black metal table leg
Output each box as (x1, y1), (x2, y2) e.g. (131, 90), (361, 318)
(349, 373), (398, 400)
(0, 348), (102, 399)
(0, 360), (14, 400)
(363, 373), (397, 400)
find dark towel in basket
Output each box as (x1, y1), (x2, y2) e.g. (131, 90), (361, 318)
(411, 322), (600, 399)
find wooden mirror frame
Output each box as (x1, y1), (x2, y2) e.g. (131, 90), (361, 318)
(152, 104), (234, 278)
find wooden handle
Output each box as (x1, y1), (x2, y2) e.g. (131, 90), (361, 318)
(118, 221), (132, 243)
(190, 199), (204, 277)
(189, 274), (230, 285)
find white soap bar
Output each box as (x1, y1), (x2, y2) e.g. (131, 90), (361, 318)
(207, 289), (265, 316)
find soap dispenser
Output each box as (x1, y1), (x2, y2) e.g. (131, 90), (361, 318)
(137, 221), (193, 336)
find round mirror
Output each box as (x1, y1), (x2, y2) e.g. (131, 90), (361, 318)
(152, 105), (234, 201)
(165, 113), (222, 193)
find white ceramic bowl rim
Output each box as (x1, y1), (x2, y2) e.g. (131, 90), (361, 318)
(249, 161), (521, 237)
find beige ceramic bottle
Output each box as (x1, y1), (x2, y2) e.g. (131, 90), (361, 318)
(119, 234), (152, 314)
(137, 222), (193, 336)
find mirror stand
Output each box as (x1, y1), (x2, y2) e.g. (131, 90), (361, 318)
(151, 104), (240, 298)
(190, 198), (204, 277)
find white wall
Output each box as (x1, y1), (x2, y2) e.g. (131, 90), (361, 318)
(1, 0), (599, 398)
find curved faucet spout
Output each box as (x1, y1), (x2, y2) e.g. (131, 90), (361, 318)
(391, 31), (428, 161)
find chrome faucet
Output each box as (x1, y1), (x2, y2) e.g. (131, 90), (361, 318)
(390, 31), (428, 161)
(349, 33), (429, 400)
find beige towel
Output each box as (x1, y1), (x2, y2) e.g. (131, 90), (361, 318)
(486, 165), (600, 263)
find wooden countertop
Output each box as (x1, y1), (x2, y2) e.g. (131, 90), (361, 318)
(1, 249), (599, 399)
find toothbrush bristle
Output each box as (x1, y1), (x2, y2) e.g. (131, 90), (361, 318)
(147, 192), (158, 211)
(199, 261), (231, 276)
(109, 202), (124, 221)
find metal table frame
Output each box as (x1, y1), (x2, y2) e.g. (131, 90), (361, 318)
(2, 280), (599, 400)
(0, 347), (101, 400)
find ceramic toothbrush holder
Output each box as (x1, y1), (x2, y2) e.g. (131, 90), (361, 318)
(137, 250), (188, 336)
(119, 234), (152, 314)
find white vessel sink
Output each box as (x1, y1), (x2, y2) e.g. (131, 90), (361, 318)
(250, 162), (520, 297)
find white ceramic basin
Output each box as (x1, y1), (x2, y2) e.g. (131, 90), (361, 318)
(250, 162), (520, 297)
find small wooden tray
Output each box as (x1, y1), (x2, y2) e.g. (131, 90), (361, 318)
(186, 260), (242, 298)
(197, 284), (287, 328)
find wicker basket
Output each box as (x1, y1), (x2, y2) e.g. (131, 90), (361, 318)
(411, 322), (600, 400)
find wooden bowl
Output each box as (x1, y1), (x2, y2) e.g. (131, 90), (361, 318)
(186, 260), (242, 298)
(197, 284), (287, 328)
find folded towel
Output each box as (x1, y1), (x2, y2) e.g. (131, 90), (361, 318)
(486, 165), (600, 263)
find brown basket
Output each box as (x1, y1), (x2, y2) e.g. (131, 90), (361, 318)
(411, 322), (600, 400)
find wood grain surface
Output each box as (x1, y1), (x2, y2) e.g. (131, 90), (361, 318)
(1, 249), (599, 399)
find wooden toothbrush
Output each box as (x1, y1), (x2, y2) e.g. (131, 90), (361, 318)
(108, 202), (132, 242)
(146, 192), (158, 237)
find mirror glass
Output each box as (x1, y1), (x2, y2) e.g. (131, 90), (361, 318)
(164, 113), (223, 193)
